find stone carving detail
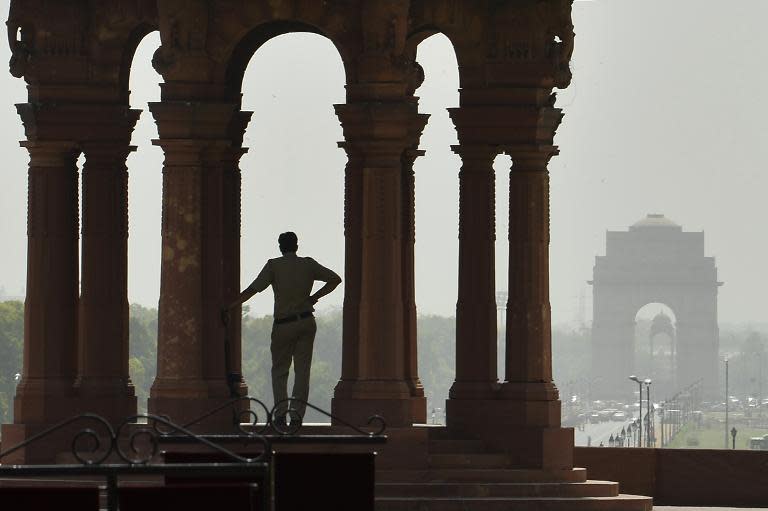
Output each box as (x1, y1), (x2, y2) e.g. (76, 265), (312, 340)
(539, 0), (575, 86)
(485, 0), (574, 86)
(8, 28), (33, 79)
(153, 0), (209, 76)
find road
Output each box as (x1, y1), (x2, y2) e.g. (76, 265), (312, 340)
(574, 419), (638, 447)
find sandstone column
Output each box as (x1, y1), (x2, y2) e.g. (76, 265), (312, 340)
(501, 148), (558, 401)
(401, 111), (429, 423)
(495, 146), (572, 468)
(76, 110), (140, 422)
(444, 140), (499, 428)
(332, 101), (416, 426)
(149, 102), (251, 426)
(11, 136), (80, 426)
(221, 115), (251, 398)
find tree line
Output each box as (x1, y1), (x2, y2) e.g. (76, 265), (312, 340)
(0, 302), (457, 423)
(9, 300), (758, 424)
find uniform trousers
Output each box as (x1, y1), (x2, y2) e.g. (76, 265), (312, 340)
(271, 316), (317, 419)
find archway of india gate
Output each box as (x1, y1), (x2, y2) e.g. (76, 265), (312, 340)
(3, 0), (587, 474)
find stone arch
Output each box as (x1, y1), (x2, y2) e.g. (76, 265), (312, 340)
(591, 215), (721, 399)
(635, 302), (678, 390)
(404, 30), (462, 417)
(118, 24), (160, 103)
(223, 21), (350, 102)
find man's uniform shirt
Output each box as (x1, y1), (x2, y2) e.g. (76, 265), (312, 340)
(247, 253), (340, 320)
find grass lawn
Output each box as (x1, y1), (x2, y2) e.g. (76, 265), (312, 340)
(665, 424), (768, 449)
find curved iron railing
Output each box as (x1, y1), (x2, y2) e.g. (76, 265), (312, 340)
(270, 398), (386, 436)
(0, 413), (271, 511)
(161, 395), (387, 437)
(0, 412), (271, 466)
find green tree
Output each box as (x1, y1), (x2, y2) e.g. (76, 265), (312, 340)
(128, 304), (158, 413)
(0, 301), (23, 422)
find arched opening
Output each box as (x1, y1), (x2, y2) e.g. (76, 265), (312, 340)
(635, 302), (677, 397)
(77, 153), (84, 296)
(126, 31), (162, 413)
(412, 32), (460, 421)
(494, 153), (512, 380)
(238, 31), (346, 421)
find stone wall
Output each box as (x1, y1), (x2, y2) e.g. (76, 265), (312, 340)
(575, 446), (768, 506)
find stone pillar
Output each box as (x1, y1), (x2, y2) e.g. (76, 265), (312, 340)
(338, 144), (363, 388)
(449, 144), (499, 398)
(221, 120), (251, 398)
(1, 134), (82, 462)
(332, 102), (415, 426)
(443, 93), (573, 468)
(11, 139), (80, 426)
(494, 146), (572, 468)
(76, 133), (139, 422)
(148, 102), (251, 426)
(401, 112), (429, 424)
(501, 148), (557, 399)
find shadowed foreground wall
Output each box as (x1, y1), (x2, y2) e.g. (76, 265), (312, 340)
(575, 447), (768, 506)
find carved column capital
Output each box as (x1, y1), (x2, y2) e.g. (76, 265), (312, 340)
(21, 141), (79, 167)
(451, 144), (498, 169)
(17, 104), (140, 144)
(505, 145), (559, 173)
(80, 141), (137, 164)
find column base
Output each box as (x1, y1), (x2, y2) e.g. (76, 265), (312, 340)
(410, 395), (427, 424)
(73, 378), (137, 424)
(148, 377), (241, 431)
(332, 380), (416, 427)
(498, 381), (560, 401)
(0, 418), (117, 465)
(448, 380), (499, 400)
(446, 398), (572, 469)
(71, 395), (137, 425)
(13, 377), (77, 424)
(447, 397), (561, 430)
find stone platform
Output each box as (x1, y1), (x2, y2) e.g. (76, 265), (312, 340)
(370, 426), (652, 511)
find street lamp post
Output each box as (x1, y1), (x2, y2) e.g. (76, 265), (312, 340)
(644, 379), (653, 447)
(725, 358), (730, 450)
(659, 403), (665, 447)
(629, 375), (643, 447)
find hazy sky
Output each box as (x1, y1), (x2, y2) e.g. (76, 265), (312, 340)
(1, 1), (767, 324)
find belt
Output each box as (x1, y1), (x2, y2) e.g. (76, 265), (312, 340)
(274, 311), (313, 325)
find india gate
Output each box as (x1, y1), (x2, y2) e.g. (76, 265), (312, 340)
(591, 214), (721, 399)
(1, 1), (652, 509)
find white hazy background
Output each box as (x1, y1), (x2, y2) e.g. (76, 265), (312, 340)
(1, 0), (767, 325)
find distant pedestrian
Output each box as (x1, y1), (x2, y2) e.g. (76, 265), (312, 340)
(224, 232), (341, 427)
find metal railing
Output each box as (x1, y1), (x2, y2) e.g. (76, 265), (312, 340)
(0, 412), (271, 511)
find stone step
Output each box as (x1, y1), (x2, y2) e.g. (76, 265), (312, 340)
(377, 468), (588, 484)
(425, 428), (476, 441)
(428, 439), (487, 454)
(428, 454), (510, 469)
(376, 481), (620, 499)
(375, 494), (653, 511)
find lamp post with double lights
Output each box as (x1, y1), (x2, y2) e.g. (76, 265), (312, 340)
(629, 375), (643, 447)
(644, 378), (653, 447)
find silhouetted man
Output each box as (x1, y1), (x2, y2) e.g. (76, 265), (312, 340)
(224, 232), (341, 426)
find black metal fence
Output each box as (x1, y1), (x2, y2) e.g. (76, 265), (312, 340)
(0, 397), (386, 511)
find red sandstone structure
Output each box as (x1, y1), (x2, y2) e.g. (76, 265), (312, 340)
(4, 1), (651, 509)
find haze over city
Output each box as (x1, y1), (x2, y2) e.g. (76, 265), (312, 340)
(4, 5), (768, 505)
(1, 0), (767, 325)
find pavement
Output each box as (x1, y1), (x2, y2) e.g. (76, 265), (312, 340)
(656, 508), (768, 511)
(574, 419), (637, 446)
